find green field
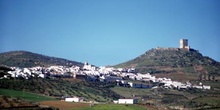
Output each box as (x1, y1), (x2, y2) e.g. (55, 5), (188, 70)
(0, 88), (55, 102)
(75, 104), (146, 110)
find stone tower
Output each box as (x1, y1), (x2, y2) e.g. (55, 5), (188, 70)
(180, 39), (190, 50)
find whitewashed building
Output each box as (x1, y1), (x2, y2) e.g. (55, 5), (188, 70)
(65, 97), (80, 102)
(114, 99), (138, 104)
(203, 85), (211, 89)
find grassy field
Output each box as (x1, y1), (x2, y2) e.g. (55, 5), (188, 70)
(75, 104), (146, 110)
(40, 101), (89, 110)
(0, 88), (55, 102)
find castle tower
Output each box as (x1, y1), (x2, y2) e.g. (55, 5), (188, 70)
(180, 39), (190, 50)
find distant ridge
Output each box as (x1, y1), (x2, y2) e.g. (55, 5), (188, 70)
(115, 48), (220, 75)
(0, 50), (83, 67)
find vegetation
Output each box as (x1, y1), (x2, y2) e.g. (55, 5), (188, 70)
(111, 86), (151, 98)
(39, 101), (146, 110)
(0, 51), (83, 67)
(0, 96), (57, 110)
(75, 104), (146, 110)
(0, 95), (37, 109)
(0, 92), (58, 109)
(40, 101), (89, 110)
(1, 78), (220, 109)
(0, 66), (12, 77)
(116, 49), (220, 71)
(115, 48), (220, 74)
(0, 78), (120, 102)
(111, 85), (220, 109)
(0, 88), (55, 102)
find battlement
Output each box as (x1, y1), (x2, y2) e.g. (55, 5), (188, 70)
(155, 47), (180, 51)
(155, 39), (191, 51)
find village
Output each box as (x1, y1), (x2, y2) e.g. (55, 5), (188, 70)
(1, 39), (212, 104)
(2, 60), (211, 104)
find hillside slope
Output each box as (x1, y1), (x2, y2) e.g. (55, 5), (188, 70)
(0, 51), (83, 67)
(0, 78), (120, 102)
(115, 48), (220, 75)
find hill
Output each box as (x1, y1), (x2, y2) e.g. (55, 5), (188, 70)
(115, 48), (220, 81)
(0, 51), (83, 67)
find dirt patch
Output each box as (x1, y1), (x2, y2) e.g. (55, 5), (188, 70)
(40, 100), (89, 110)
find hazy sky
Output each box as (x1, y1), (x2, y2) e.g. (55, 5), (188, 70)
(1, 0), (220, 66)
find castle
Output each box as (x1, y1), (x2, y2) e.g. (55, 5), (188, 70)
(156, 39), (190, 51)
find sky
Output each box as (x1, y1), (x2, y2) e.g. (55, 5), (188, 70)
(0, 0), (220, 66)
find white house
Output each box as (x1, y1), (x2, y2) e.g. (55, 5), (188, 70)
(117, 99), (137, 104)
(38, 74), (45, 78)
(113, 100), (118, 104)
(65, 97), (80, 102)
(128, 82), (133, 87)
(193, 86), (203, 89)
(203, 85), (211, 89)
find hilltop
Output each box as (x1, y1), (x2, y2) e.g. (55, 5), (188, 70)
(115, 48), (220, 81)
(0, 51), (83, 67)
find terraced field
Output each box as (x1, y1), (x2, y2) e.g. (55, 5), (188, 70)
(1, 77), (220, 109)
(0, 78), (120, 102)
